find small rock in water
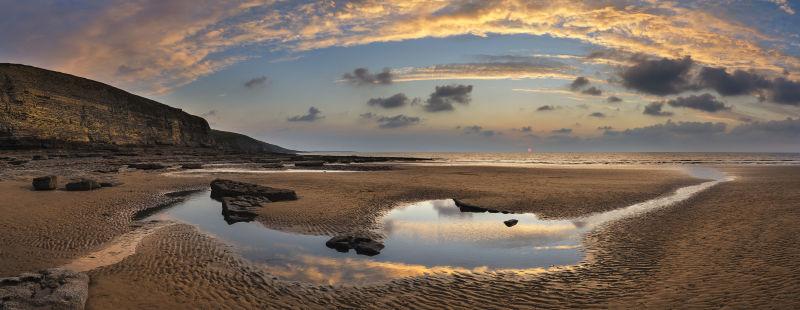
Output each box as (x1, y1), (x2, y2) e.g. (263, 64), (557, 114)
(324, 236), (385, 256)
(65, 179), (101, 191)
(504, 219), (519, 227)
(32, 175), (58, 191)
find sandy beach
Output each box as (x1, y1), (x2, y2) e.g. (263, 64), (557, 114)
(1, 152), (797, 308)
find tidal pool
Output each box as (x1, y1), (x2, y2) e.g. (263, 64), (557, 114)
(147, 170), (727, 285)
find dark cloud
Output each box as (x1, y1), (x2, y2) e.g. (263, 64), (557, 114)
(376, 114), (421, 128)
(115, 65), (142, 76)
(367, 93), (418, 109)
(287, 106), (323, 122)
(244, 76), (269, 89)
(597, 126), (613, 131)
(581, 86), (603, 96)
(602, 120), (726, 138)
(537, 105), (556, 111)
(697, 67), (770, 96)
(589, 112), (606, 118)
(729, 117), (800, 138)
(667, 93), (729, 112)
(570, 76), (590, 90)
(620, 56), (695, 95)
(606, 96), (623, 103)
(552, 128), (572, 134)
(771, 78), (800, 105)
(423, 84), (473, 112)
(643, 102), (673, 116)
(342, 68), (393, 86)
(462, 125), (498, 137)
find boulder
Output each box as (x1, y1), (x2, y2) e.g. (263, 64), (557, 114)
(128, 163), (167, 170)
(180, 163), (203, 169)
(0, 268), (88, 310)
(324, 236), (385, 256)
(210, 179), (297, 202)
(504, 219), (519, 227)
(32, 175), (58, 191)
(293, 160), (325, 167)
(65, 179), (101, 191)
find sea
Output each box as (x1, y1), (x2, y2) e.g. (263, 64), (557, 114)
(305, 152), (800, 166)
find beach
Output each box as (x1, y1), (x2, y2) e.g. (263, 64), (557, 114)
(1, 153), (798, 308)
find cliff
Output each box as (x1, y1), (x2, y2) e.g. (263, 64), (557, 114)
(210, 129), (294, 154)
(0, 63), (291, 153)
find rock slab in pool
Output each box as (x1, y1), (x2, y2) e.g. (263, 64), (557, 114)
(325, 236), (385, 256)
(210, 179), (297, 202)
(0, 268), (89, 310)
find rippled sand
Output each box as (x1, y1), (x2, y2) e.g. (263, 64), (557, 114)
(3, 164), (799, 308)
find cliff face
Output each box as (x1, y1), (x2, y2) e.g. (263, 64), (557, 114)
(0, 63), (213, 148)
(210, 129), (294, 154)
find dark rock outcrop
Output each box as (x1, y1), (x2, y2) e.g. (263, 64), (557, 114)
(209, 129), (294, 154)
(180, 163), (203, 169)
(127, 163), (167, 170)
(210, 179), (297, 224)
(294, 160), (325, 167)
(325, 236), (385, 256)
(504, 219), (519, 227)
(32, 175), (57, 190)
(0, 268), (89, 309)
(210, 179), (297, 202)
(453, 199), (512, 214)
(65, 179), (101, 191)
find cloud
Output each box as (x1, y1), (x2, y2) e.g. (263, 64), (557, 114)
(359, 112), (377, 119)
(771, 78), (800, 105)
(666, 93), (730, 112)
(244, 76), (269, 89)
(589, 112), (606, 118)
(376, 114), (421, 128)
(423, 84), (473, 112)
(697, 67), (771, 96)
(607, 96), (623, 103)
(569, 77), (590, 90)
(3, 1), (799, 95)
(597, 126), (613, 131)
(342, 68), (393, 86)
(581, 86), (603, 96)
(620, 57), (696, 96)
(519, 126), (532, 132)
(393, 55), (573, 81)
(367, 93), (417, 109)
(768, 0), (796, 14)
(552, 128), (573, 134)
(643, 102), (674, 116)
(462, 125), (498, 137)
(287, 107), (324, 122)
(537, 105), (557, 111)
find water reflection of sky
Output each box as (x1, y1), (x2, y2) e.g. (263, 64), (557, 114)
(148, 173), (724, 285)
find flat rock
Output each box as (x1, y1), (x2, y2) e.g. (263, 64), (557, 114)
(210, 179), (297, 202)
(180, 163), (203, 169)
(453, 199), (510, 214)
(504, 219), (519, 227)
(293, 160), (325, 167)
(0, 268), (88, 310)
(65, 179), (101, 191)
(32, 175), (58, 191)
(221, 196), (268, 224)
(325, 236), (385, 256)
(128, 163), (167, 170)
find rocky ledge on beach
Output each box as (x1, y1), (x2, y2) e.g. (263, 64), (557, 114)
(210, 179), (297, 223)
(0, 268), (89, 310)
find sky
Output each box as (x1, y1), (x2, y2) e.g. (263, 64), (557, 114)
(1, 0), (799, 152)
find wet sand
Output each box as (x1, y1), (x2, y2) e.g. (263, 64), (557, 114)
(2, 163), (799, 308)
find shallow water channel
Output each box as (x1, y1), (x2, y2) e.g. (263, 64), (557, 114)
(146, 167), (727, 285)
